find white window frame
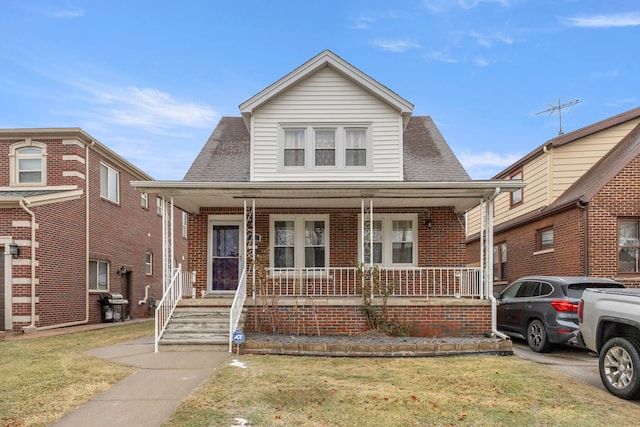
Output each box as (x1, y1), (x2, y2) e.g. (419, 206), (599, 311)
(145, 252), (153, 276)
(182, 211), (188, 238)
(9, 140), (48, 186)
(359, 214), (418, 267)
(278, 123), (372, 171)
(89, 260), (109, 291)
(270, 215), (330, 269)
(156, 197), (163, 216)
(141, 192), (149, 209)
(100, 163), (120, 203)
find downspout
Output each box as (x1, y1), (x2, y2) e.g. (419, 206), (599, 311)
(36, 140), (93, 331)
(485, 187), (510, 340)
(19, 199), (37, 332)
(577, 201), (588, 276)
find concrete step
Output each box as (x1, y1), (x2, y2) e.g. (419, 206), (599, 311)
(165, 322), (228, 332)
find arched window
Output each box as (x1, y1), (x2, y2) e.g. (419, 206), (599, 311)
(9, 140), (47, 186)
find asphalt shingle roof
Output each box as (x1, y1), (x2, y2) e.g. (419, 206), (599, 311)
(183, 116), (470, 182)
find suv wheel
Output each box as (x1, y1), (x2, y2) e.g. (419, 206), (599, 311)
(527, 319), (551, 353)
(599, 337), (640, 400)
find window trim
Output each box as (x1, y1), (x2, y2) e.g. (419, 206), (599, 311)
(618, 218), (640, 274)
(9, 140), (48, 186)
(509, 169), (523, 207)
(141, 192), (149, 209)
(89, 260), (109, 291)
(278, 123), (372, 171)
(182, 211), (188, 239)
(493, 241), (507, 282)
(100, 163), (120, 203)
(156, 197), (163, 216)
(145, 252), (153, 276)
(536, 227), (554, 251)
(269, 214), (330, 270)
(358, 214), (418, 267)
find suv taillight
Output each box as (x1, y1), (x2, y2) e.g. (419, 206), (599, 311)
(578, 299), (584, 322)
(551, 300), (578, 312)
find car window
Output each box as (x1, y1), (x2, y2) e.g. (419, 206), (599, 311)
(515, 281), (539, 298)
(538, 282), (553, 296)
(500, 282), (521, 299)
(565, 283), (625, 299)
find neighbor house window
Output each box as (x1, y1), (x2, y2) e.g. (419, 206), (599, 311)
(537, 227), (553, 251)
(145, 252), (153, 275)
(619, 219), (640, 273)
(100, 163), (119, 203)
(89, 261), (108, 291)
(141, 192), (149, 209)
(510, 169), (523, 207)
(361, 215), (417, 266)
(280, 124), (370, 170)
(493, 242), (507, 281)
(272, 216), (328, 269)
(182, 211), (188, 238)
(156, 197), (163, 216)
(9, 141), (47, 186)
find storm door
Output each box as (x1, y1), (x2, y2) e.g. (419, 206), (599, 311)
(211, 224), (242, 292)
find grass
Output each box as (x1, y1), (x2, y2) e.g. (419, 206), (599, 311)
(166, 354), (640, 427)
(0, 320), (153, 427)
(2, 323), (640, 426)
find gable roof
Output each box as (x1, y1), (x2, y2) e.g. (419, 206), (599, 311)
(183, 116), (470, 182)
(239, 50), (414, 130)
(493, 106), (640, 179)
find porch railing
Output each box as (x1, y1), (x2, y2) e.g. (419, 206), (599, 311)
(154, 265), (184, 353)
(261, 267), (482, 298)
(229, 267), (248, 352)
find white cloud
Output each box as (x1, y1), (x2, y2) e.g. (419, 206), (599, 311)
(351, 16), (375, 30)
(50, 4), (84, 18)
(470, 31), (514, 48)
(428, 50), (457, 63)
(423, 0), (514, 13)
(563, 12), (640, 28)
(457, 151), (523, 179)
(472, 56), (490, 67)
(372, 38), (422, 52)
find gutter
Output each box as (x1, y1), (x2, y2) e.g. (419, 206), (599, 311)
(19, 199), (37, 332)
(577, 200), (588, 276)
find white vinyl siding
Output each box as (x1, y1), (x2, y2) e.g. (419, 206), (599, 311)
(251, 67), (403, 181)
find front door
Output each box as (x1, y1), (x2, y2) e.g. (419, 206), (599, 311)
(211, 224), (241, 292)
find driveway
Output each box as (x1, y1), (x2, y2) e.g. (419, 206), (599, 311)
(511, 339), (640, 406)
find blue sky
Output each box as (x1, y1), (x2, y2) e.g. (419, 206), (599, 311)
(1, 1), (639, 180)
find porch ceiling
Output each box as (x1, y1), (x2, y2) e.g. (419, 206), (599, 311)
(131, 180), (524, 214)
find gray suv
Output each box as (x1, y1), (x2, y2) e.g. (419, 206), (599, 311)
(495, 276), (624, 352)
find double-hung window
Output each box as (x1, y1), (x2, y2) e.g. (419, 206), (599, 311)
(280, 124), (370, 170)
(510, 169), (523, 207)
(145, 252), (153, 276)
(89, 260), (108, 291)
(10, 141), (47, 186)
(493, 242), (507, 281)
(100, 163), (119, 203)
(361, 215), (417, 266)
(272, 216), (328, 269)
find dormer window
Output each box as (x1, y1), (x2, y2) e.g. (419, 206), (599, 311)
(9, 140), (47, 186)
(279, 123), (371, 170)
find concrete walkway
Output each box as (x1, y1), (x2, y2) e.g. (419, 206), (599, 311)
(52, 335), (230, 427)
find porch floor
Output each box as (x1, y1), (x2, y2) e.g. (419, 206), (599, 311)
(237, 332), (513, 357)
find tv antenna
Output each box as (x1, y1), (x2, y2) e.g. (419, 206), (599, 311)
(536, 99), (582, 135)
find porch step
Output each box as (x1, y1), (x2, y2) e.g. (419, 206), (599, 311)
(158, 296), (244, 352)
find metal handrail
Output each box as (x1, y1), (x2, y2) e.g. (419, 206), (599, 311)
(228, 267), (248, 352)
(154, 266), (183, 353)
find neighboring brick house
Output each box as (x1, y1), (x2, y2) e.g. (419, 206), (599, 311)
(133, 50), (522, 338)
(466, 107), (640, 291)
(0, 128), (188, 332)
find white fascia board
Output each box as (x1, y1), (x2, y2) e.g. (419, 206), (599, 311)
(23, 189), (84, 207)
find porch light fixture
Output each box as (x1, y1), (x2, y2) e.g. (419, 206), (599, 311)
(8, 242), (19, 257)
(117, 266), (127, 276)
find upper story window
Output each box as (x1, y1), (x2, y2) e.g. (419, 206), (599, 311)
(510, 169), (523, 207)
(280, 124), (371, 170)
(145, 252), (153, 275)
(141, 192), (149, 209)
(9, 141), (47, 186)
(156, 197), (163, 216)
(100, 163), (119, 203)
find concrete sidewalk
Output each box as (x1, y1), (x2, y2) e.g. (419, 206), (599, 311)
(52, 335), (230, 427)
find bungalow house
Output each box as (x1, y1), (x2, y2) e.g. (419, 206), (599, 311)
(132, 50), (523, 347)
(466, 107), (640, 290)
(0, 128), (188, 333)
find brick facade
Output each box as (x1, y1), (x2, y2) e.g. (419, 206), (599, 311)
(0, 133), (188, 331)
